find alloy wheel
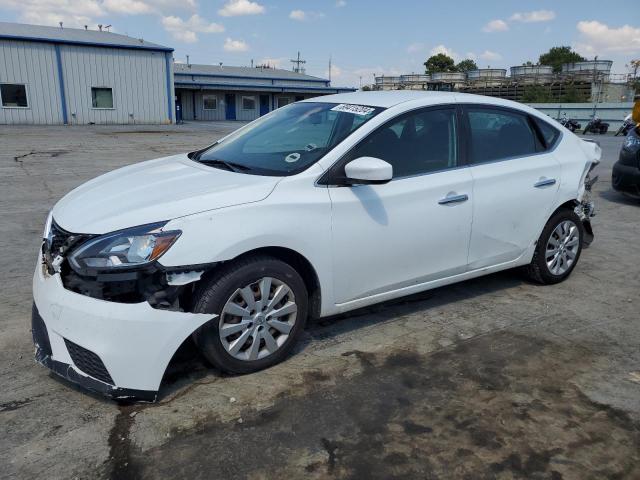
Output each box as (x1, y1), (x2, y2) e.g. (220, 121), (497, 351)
(218, 277), (297, 361)
(545, 220), (580, 276)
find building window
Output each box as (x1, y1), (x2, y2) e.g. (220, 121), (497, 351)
(91, 87), (114, 109)
(242, 96), (256, 110)
(203, 95), (217, 110)
(277, 97), (291, 108)
(1, 83), (28, 108)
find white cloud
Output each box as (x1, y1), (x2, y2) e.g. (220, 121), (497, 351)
(336, 0), (346, 6)
(482, 19), (508, 33)
(289, 9), (324, 21)
(510, 10), (555, 23)
(479, 50), (502, 62)
(574, 20), (640, 55)
(430, 44), (459, 61)
(223, 37), (249, 52)
(103, 0), (152, 14)
(0, 0), (106, 27)
(161, 14), (224, 43)
(289, 9), (305, 21)
(218, 0), (265, 17)
(407, 42), (424, 53)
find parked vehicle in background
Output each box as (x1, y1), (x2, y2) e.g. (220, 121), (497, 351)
(32, 91), (600, 401)
(612, 103), (640, 199)
(614, 113), (636, 136)
(583, 116), (609, 134)
(557, 114), (581, 133)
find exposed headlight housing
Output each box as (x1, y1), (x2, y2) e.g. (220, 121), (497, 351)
(68, 222), (181, 273)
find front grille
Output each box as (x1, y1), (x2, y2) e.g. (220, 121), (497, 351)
(31, 304), (52, 357)
(64, 339), (114, 385)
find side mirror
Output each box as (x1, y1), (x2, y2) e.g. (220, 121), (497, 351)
(344, 157), (393, 185)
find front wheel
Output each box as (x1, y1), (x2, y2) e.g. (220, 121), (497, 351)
(523, 209), (584, 284)
(191, 255), (308, 374)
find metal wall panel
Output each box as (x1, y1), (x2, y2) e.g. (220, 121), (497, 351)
(0, 39), (63, 124)
(60, 45), (171, 124)
(0, 39), (172, 124)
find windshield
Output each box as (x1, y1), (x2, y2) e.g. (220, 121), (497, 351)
(193, 102), (384, 176)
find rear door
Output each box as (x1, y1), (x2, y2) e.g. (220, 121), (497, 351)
(463, 105), (561, 269)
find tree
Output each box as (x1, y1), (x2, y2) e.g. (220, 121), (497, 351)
(539, 46), (586, 73)
(424, 53), (456, 75)
(456, 59), (478, 73)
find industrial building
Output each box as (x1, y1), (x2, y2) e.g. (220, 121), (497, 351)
(174, 63), (352, 122)
(373, 60), (636, 104)
(0, 21), (354, 125)
(0, 22), (175, 125)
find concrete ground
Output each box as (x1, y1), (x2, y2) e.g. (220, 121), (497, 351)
(1, 123), (639, 480)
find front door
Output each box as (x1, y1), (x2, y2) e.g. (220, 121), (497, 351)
(328, 106), (473, 304)
(225, 94), (236, 120)
(463, 105), (561, 269)
(259, 95), (270, 116)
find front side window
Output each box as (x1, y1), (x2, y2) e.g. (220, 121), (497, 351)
(1, 83), (28, 108)
(91, 87), (113, 109)
(346, 107), (458, 178)
(203, 95), (217, 110)
(193, 102), (384, 175)
(242, 96), (256, 110)
(467, 107), (537, 164)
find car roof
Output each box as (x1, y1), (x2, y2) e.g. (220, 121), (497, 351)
(304, 91), (543, 116)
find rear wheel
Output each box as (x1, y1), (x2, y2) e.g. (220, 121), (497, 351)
(524, 209), (584, 284)
(192, 255), (308, 374)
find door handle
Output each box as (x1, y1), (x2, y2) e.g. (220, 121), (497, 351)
(534, 178), (556, 188)
(438, 193), (469, 205)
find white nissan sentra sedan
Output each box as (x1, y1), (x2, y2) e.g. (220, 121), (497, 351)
(33, 92), (600, 400)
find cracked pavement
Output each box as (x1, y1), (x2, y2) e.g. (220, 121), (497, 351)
(1, 124), (639, 479)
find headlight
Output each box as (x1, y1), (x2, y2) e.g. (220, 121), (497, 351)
(68, 222), (181, 272)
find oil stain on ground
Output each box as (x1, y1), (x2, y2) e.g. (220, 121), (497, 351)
(119, 331), (640, 479)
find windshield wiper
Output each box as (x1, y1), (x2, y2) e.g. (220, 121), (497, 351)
(198, 158), (251, 173)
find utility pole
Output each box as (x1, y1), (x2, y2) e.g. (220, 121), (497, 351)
(290, 51), (306, 74)
(328, 55), (332, 83)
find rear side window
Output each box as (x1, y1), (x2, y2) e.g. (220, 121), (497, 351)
(531, 116), (561, 149)
(467, 107), (537, 164)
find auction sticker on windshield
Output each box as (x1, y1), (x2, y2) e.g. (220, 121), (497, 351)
(331, 104), (376, 116)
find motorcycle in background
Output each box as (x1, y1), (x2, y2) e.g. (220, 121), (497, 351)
(583, 116), (609, 134)
(614, 114), (636, 136)
(556, 114), (581, 133)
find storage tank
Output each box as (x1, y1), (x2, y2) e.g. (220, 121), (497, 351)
(374, 75), (402, 90)
(400, 74), (430, 84)
(510, 65), (553, 77)
(510, 65), (554, 84)
(466, 69), (507, 81)
(561, 60), (612, 81)
(430, 72), (466, 83)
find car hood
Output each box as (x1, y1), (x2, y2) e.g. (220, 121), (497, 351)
(52, 154), (280, 234)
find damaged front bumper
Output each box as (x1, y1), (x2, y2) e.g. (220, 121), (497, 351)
(32, 257), (214, 401)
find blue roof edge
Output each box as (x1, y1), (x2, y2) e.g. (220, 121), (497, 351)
(0, 33), (173, 52)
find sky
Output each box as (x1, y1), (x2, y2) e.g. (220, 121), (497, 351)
(0, 0), (639, 87)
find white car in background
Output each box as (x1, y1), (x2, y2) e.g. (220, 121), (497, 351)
(33, 91), (600, 401)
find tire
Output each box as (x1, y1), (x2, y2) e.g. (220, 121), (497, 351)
(191, 255), (308, 374)
(523, 209), (584, 285)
